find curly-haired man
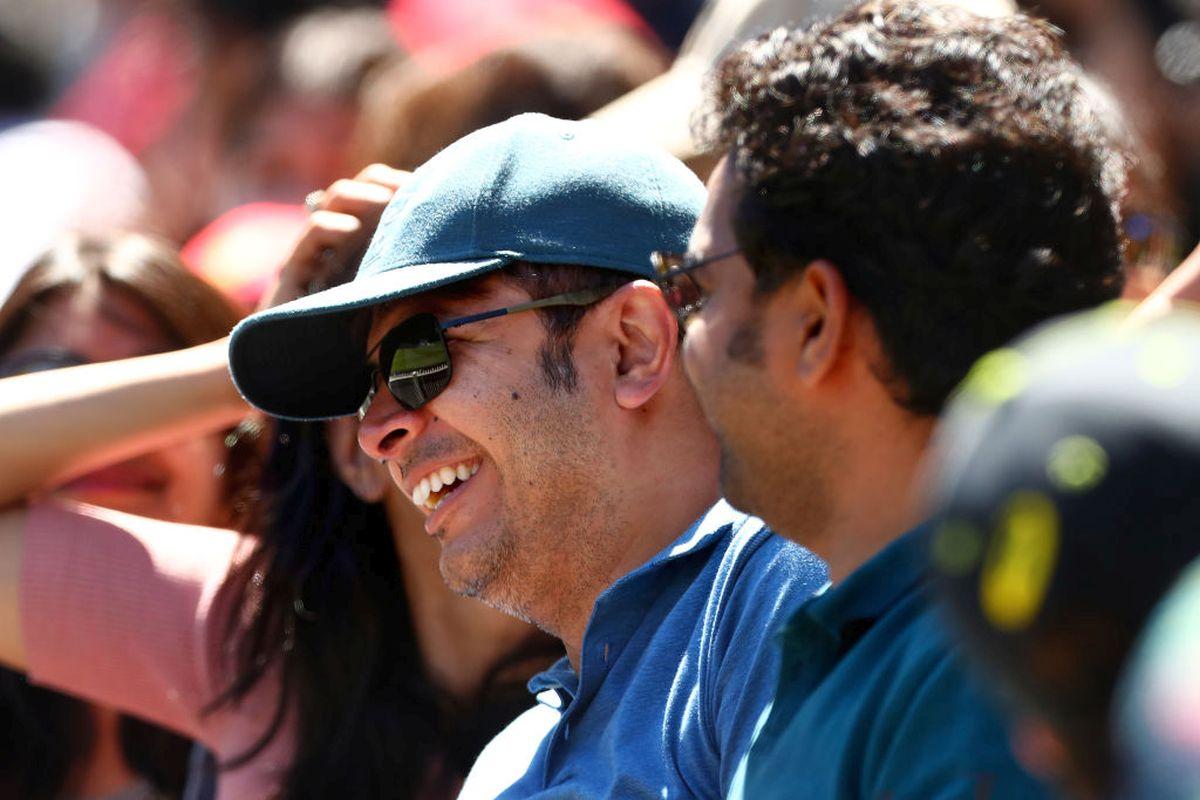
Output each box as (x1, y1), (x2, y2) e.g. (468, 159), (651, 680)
(653, 1), (1127, 796)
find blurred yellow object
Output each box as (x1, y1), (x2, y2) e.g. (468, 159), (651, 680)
(1046, 435), (1109, 493)
(931, 519), (985, 576)
(959, 348), (1030, 406)
(1137, 331), (1195, 389)
(980, 491), (1060, 632)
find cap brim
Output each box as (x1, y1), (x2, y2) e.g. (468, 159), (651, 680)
(229, 256), (509, 420)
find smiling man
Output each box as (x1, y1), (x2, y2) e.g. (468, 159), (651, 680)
(228, 113), (827, 798)
(651, 1), (1128, 797)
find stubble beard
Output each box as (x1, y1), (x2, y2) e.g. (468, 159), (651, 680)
(437, 517), (517, 603)
(712, 315), (836, 543)
(438, 379), (620, 640)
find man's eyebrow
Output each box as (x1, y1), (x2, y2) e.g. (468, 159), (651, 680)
(369, 296), (455, 330)
(369, 298), (406, 324)
(364, 291), (485, 355)
(370, 276), (499, 328)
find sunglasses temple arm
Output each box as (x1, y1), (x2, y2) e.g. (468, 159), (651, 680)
(441, 287), (615, 330)
(441, 307), (511, 330)
(655, 249), (743, 281)
(519, 286), (616, 311)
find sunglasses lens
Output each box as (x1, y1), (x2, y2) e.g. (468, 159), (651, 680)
(389, 364), (452, 410)
(380, 314), (453, 409)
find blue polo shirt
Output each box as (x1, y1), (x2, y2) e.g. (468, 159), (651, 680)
(731, 525), (1050, 799)
(458, 501), (828, 799)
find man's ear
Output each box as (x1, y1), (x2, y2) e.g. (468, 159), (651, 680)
(769, 259), (850, 388)
(604, 280), (678, 410)
(326, 416), (390, 503)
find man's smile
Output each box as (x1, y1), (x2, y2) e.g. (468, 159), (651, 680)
(406, 458), (482, 512)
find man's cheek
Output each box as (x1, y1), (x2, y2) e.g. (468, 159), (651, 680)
(680, 323), (708, 384)
(388, 462), (405, 487)
(687, 335), (727, 405)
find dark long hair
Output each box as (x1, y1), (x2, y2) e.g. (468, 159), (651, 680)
(0, 683), (90, 799)
(211, 419), (559, 798)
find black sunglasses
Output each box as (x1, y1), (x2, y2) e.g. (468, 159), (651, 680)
(651, 249), (741, 326)
(360, 284), (619, 417)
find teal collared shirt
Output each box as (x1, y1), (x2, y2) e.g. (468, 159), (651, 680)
(732, 525), (1049, 799)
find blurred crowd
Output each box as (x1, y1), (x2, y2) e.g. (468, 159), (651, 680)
(0, 0), (1199, 799)
(3, 0), (1199, 293)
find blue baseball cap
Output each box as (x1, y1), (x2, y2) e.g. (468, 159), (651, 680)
(228, 113), (705, 420)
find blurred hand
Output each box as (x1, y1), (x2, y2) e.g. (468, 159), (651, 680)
(1127, 241), (1200, 326)
(258, 164), (409, 311)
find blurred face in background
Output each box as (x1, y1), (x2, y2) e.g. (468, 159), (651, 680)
(1, 283), (227, 525)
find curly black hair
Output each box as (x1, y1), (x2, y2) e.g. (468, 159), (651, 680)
(700, 0), (1127, 414)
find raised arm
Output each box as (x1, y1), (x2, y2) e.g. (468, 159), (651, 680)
(0, 164), (405, 677)
(0, 342), (242, 673)
(0, 339), (245, 507)
(0, 163), (408, 507)
(1128, 241), (1200, 325)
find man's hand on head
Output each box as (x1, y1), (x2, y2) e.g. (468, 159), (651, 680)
(258, 164), (409, 312)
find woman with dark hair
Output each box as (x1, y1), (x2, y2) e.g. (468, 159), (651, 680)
(0, 232), (258, 800)
(0, 233), (260, 527)
(0, 183), (559, 799)
(219, 417), (558, 798)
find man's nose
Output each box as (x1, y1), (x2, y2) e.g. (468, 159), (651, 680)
(357, 382), (430, 461)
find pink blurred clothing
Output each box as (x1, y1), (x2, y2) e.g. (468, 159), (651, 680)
(21, 502), (294, 800)
(180, 202), (308, 311)
(52, 9), (198, 157)
(388, 0), (651, 71)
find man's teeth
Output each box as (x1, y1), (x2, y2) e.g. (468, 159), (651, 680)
(412, 461), (480, 510)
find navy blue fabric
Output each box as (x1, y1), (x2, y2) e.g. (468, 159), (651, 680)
(458, 501), (828, 799)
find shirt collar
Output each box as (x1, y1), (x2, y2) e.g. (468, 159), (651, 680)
(530, 657), (578, 700)
(526, 499), (756, 700)
(658, 498), (755, 564)
(795, 522), (933, 640)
